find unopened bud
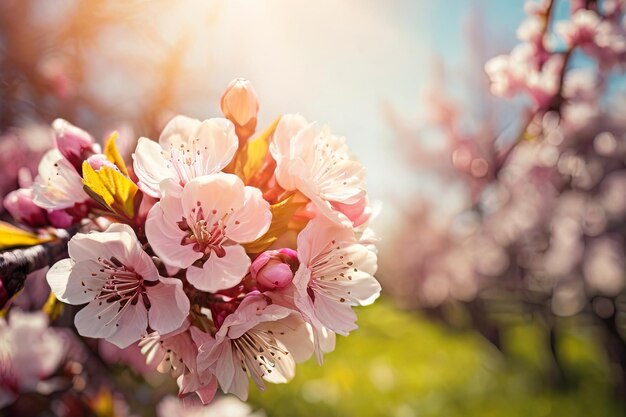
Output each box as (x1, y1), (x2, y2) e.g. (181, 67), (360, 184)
(4, 188), (48, 227)
(87, 154), (118, 171)
(53, 119), (98, 171)
(47, 209), (74, 228)
(220, 78), (259, 141)
(250, 248), (298, 291)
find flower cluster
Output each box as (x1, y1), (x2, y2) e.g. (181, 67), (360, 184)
(31, 78), (381, 405)
(485, 0), (626, 110)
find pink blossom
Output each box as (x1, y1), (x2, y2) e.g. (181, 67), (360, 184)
(132, 116), (238, 198)
(87, 154), (119, 171)
(140, 320), (218, 405)
(290, 217), (380, 355)
(32, 149), (89, 210)
(3, 188), (48, 227)
(0, 310), (65, 408)
(557, 9), (601, 47)
(145, 174), (271, 292)
(47, 224), (190, 348)
(196, 294), (313, 401)
(250, 249), (298, 291)
(517, 16), (544, 44)
(270, 114), (367, 226)
(52, 119), (99, 172)
(485, 44), (562, 109)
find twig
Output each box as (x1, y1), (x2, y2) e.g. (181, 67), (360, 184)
(0, 227), (77, 301)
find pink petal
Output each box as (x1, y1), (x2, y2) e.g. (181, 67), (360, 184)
(225, 186), (271, 243)
(133, 137), (172, 198)
(158, 115), (202, 149)
(74, 300), (120, 340)
(194, 118), (238, 174)
(181, 173), (245, 219)
(107, 302), (149, 348)
(47, 259), (93, 304)
(147, 278), (190, 335)
(145, 203), (202, 269)
(186, 245), (250, 292)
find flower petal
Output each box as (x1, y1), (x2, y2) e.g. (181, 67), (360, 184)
(158, 115), (202, 149)
(225, 186), (271, 243)
(186, 245), (250, 292)
(132, 137), (173, 198)
(147, 278), (190, 335)
(106, 302), (149, 348)
(145, 202), (202, 269)
(194, 118), (238, 174)
(74, 300), (120, 340)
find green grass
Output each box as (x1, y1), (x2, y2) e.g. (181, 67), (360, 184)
(248, 300), (625, 417)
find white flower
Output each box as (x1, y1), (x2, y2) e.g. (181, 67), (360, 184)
(47, 224), (190, 348)
(32, 148), (89, 210)
(270, 114), (366, 225)
(145, 173), (271, 292)
(133, 115), (238, 198)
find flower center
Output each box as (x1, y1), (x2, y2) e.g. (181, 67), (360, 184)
(81, 256), (156, 327)
(178, 201), (235, 258)
(164, 140), (206, 186)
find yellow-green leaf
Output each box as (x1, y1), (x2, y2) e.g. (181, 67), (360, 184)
(82, 161), (140, 220)
(0, 221), (50, 250)
(243, 193), (306, 254)
(42, 292), (64, 321)
(241, 116), (281, 182)
(103, 131), (129, 176)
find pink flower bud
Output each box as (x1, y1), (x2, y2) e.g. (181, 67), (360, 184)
(220, 78), (259, 130)
(3, 188), (48, 227)
(87, 154), (118, 171)
(250, 248), (298, 291)
(47, 209), (74, 228)
(53, 119), (98, 171)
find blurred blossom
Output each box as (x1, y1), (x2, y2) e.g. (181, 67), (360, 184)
(3, 188), (48, 228)
(0, 127), (52, 211)
(0, 310), (65, 408)
(157, 395), (263, 417)
(384, 0), (626, 326)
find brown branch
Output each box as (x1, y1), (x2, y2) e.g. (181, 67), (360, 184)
(0, 228), (77, 302)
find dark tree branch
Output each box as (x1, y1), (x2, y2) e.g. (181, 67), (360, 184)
(0, 228), (76, 302)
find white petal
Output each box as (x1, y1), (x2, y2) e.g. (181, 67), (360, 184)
(106, 302), (149, 348)
(159, 115), (202, 149)
(186, 245), (250, 292)
(47, 258), (89, 304)
(147, 278), (190, 335)
(145, 203), (202, 269)
(133, 137), (173, 198)
(194, 118), (238, 174)
(181, 173), (245, 219)
(74, 301), (120, 340)
(225, 186), (271, 243)
(270, 114), (310, 158)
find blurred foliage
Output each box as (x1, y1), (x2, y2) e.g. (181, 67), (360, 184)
(249, 300), (625, 417)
